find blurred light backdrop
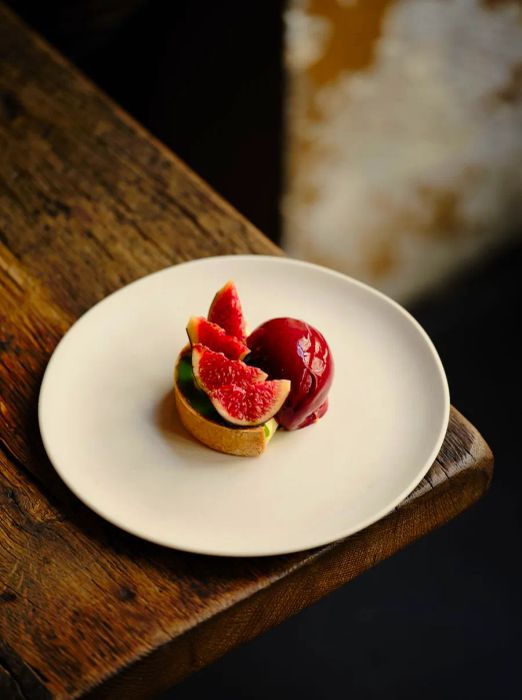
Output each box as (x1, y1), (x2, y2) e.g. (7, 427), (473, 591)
(283, 0), (522, 301)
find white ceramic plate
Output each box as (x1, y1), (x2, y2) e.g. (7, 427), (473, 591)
(39, 256), (449, 556)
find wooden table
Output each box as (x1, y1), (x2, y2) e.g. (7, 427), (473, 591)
(0, 5), (493, 699)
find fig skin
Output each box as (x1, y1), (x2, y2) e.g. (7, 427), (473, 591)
(247, 318), (334, 430)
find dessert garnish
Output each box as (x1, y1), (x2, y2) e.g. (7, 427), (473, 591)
(173, 281), (334, 456)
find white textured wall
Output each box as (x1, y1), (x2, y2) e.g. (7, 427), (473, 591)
(283, 0), (522, 301)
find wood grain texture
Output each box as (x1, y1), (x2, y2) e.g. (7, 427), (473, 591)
(0, 4), (493, 699)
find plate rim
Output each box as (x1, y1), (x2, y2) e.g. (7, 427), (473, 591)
(38, 255), (450, 557)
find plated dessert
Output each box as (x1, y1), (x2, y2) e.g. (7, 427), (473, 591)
(39, 254), (449, 554)
(173, 281), (334, 456)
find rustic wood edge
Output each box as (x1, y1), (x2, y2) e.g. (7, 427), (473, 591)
(87, 417), (493, 699)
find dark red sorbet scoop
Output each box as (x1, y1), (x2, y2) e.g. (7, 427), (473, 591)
(247, 317), (334, 430)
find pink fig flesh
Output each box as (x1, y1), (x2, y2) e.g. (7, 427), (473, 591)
(192, 344), (267, 393)
(208, 280), (246, 340)
(186, 317), (249, 360)
(210, 379), (291, 427)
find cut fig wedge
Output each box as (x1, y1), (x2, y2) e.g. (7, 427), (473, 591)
(208, 280), (246, 340)
(186, 317), (249, 360)
(209, 379), (291, 427)
(192, 344), (267, 393)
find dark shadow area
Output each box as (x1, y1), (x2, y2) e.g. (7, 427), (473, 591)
(8, 0), (284, 242)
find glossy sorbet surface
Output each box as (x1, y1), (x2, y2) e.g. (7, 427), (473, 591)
(247, 317), (334, 430)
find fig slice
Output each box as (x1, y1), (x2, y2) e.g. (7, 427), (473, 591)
(209, 379), (291, 427)
(187, 317), (249, 360)
(208, 280), (246, 340)
(192, 344), (267, 393)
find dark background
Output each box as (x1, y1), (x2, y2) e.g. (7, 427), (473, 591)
(7, 1), (520, 697)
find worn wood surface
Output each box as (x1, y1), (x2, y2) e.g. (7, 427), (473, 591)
(0, 4), (493, 699)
